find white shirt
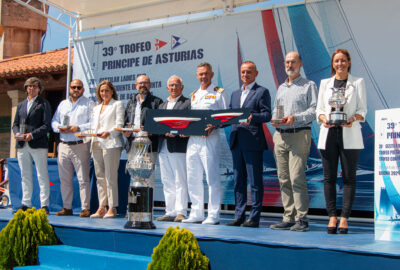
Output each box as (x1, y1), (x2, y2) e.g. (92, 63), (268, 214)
(166, 95), (181, 109)
(134, 95), (143, 130)
(51, 96), (94, 142)
(191, 84), (228, 110)
(240, 82), (255, 108)
(26, 96), (38, 114)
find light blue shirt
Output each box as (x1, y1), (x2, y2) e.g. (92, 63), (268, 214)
(51, 96), (94, 142)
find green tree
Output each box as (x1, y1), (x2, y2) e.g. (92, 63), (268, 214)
(148, 226), (209, 270)
(0, 208), (58, 269)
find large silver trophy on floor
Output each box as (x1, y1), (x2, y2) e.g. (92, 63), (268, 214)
(124, 131), (156, 229)
(328, 87), (348, 126)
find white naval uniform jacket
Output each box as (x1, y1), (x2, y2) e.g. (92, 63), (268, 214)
(316, 74), (367, 150)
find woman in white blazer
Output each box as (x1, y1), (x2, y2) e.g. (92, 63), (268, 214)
(90, 80), (124, 219)
(316, 49), (367, 234)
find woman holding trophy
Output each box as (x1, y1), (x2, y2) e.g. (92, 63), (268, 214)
(90, 80), (124, 219)
(316, 49), (367, 234)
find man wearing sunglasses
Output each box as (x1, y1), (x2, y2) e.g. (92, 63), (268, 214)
(51, 79), (94, 217)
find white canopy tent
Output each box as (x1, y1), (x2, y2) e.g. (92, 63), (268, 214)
(12, 0), (307, 90)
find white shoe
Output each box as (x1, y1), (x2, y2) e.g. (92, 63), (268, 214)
(182, 216), (203, 224)
(202, 217), (220, 225)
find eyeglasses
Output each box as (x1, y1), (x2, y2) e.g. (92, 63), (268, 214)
(71, 86), (83, 90)
(136, 82), (150, 85)
(26, 85), (39, 89)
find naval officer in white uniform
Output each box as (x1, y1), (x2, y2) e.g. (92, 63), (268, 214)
(182, 62), (228, 225)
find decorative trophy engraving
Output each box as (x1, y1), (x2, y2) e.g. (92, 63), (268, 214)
(272, 104), (284, 123)
(328, 87), (347, 126)
(16, 123), (26, 140)
(124, 131), (156, 229)
(59, 114), (70, 129)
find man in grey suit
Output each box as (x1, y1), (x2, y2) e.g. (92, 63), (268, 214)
(156, 75), (191, 223)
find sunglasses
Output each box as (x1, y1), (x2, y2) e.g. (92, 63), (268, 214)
(71, 86), (83, 90)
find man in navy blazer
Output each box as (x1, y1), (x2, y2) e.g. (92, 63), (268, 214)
(12, 77), (52, 214)
(227, 61), (271, 227)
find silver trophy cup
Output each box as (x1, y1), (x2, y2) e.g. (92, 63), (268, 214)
(124, 131), (156, 229)
(328, 87), (347, 126)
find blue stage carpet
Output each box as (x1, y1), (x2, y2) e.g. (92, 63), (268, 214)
(1, 208), (400, 270)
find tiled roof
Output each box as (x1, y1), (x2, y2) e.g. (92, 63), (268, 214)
(0, 48), (72, 78)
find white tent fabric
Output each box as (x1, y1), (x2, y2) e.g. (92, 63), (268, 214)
(47, 0), (270, 31)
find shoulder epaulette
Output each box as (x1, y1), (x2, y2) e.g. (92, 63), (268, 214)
(190, 89), (198, 96)
(214, 87), (224, 93)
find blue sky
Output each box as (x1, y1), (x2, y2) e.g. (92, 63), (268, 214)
(42, 0), (300, 52)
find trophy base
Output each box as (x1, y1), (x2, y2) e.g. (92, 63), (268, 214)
(328, 113), (347, 126)
(271, 119), (284, 124)
(124, 220), (156, 229)
(15, 135), (23, 140)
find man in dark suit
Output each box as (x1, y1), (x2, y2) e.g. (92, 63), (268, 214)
(12, 77), (52, 214)
(156, 75), (191, 223)
(227, 61), (271, 227)
(122, 75), (163, 188)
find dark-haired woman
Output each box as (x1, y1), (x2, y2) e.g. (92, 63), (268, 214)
(90, 80), (124, 219)
(316, 49), (367, 234)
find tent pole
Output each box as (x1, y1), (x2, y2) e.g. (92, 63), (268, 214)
(66, 28), (72, 98)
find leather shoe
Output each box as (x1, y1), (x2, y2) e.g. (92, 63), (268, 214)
(156, 215), (176, 222)
(202, 217), (220, 225)
(80, 209), (91, 218)
(56, 208), (73, 216)
(270, 221), (295, 230)
(174, 214), (186, 222)
(182, 216), (203, 224)
(14, 204), (29, 213)
(338, 227), (348, 234)
(226, 219), (244, 226)
(241, 219), (259, 228)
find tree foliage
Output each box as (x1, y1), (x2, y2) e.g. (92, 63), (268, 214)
(0, 208), (58, 270)
(147, 226), (209, 270)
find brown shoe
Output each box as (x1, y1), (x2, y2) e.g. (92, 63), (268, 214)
(80, 209), (91, 218)
(156, 215), (176, 222)
(174, 214), (186, 222)
(56, 208), (73, 216)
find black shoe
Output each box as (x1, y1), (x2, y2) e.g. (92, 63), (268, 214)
(226, 219), (244, 226)
(290, 220), (309, 232)
(338, 227), (348, 234)
(270, 221), (295, 230)
(327, 226), (337, 234)
(13, 204), (29, 213)
(41, 206), (49, 215)
(241, 219), (259, 228)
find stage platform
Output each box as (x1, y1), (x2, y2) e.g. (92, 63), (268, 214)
(1, 208), (400, 270)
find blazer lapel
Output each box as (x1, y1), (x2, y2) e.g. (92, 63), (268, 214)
(20, 99), (28, 121)
(172, 96), (185, 109)
(242, 83), (257, 108)
(26, 97), (39, 119)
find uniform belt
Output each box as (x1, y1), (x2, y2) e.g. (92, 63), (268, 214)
(276, 127), (311, 134)
(61, 140), (84, 145)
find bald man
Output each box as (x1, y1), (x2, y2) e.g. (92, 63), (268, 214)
(123, 75), (163, 187)
(52, 79), (94, 217)
(270, 52), (317, 232)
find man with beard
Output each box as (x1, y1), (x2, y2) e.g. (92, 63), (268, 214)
(269, 52), (317, 232)
(122, 75), (162, 187)
(52, 79), (94, 217)
(226, 61), (271, 228)
(182, 62), (228, 225)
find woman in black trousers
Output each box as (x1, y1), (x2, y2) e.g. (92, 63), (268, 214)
(316, 49), (367, 234)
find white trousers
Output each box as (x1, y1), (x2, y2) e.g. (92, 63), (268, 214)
(159, 148), (188, 216)
(92, 142), (122, 208)
(186, 133), (221, 220)
(57, 142), (91, 209)
(17, 144), (50, 207)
